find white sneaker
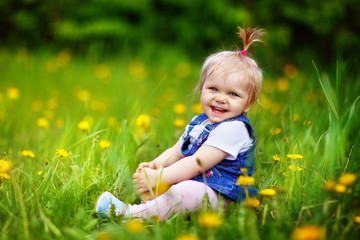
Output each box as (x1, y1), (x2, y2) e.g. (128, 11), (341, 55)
(95, 191), (124, 219)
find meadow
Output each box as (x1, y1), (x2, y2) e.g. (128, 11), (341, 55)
(0, 47), (359, 240)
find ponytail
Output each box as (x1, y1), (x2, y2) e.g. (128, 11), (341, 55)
(237, 27), (265, 56)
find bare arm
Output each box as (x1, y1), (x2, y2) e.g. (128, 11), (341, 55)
(153, 139), (184, 167)
(133, 144), (228, 193)
(136, 139), (184, 172)
(161, 145), (228, 184)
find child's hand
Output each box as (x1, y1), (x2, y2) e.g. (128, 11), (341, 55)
(136, 162), (158, 173)
(132, 167), (159, 194)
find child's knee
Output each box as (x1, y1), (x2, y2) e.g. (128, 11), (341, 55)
(171, 180), (217, 201)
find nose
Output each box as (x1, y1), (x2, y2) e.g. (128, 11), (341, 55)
(215, 93), (226, 103)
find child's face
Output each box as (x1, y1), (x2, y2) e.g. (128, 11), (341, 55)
(200, 73), (250, 124)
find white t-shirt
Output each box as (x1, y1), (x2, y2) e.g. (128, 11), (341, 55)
(182, 120), (253, 160)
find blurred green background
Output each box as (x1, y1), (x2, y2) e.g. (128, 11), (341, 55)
(1, 2), (360, 239)
(1, 0), (360, 71)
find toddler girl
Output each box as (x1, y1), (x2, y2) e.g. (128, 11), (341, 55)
(95, 27), (265, 220)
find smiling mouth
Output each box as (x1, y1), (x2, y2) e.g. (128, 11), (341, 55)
(211, 106), (228, 114)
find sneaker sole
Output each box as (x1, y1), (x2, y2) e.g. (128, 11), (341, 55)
(95, 191), (111, 213)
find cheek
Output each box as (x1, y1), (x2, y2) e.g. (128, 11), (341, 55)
(200, 93), (208, 103)
(231, 99), (245, 110)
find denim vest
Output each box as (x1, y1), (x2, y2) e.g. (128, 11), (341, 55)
(181, 113), (258, 202)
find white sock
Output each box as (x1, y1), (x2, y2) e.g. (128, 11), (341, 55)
(124, 204), (132, 217)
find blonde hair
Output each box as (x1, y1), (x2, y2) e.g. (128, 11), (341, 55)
(197, 27), (265, 109)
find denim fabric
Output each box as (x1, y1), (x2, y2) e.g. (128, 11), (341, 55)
(181, 113), (258, 202)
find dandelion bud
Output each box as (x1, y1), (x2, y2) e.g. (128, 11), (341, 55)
(338, 173), (356, 186)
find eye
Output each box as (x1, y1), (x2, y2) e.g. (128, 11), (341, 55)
(229, 92), (239, 97)
(209, 87), (217, 91)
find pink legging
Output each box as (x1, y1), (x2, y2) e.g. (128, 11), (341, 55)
(130, 180), (222, 220)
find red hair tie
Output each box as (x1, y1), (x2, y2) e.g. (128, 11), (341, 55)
(241, 50), (247, 56)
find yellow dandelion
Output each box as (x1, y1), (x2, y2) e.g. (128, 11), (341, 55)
(44, 110), (54, 120)
(129, 60), (148, 80)
(95, 64), (111, 80)
(56, 149), (70, 158)
(0, 159), (11, 179)
(99, 140), (111, 150)
(47, 98), (57, 110)
(37, 118), (49, 128)
(334, 184), (346, 194)
(355, 216), (360, 224)
(283, 64), (298, 79)
(288, 165), (303, 172)
(78, 120), (89, 131)
(32, 100), (42, 112)
(135, 114), (150, 129)
(151, 108), (161, 117)
(37, 170), (46, 178)
(192, 103), (203, 114)
(259, 94), (272, 110)
(125, 219), (145, 233)
(76, 89), (91, 102)
(90, 100), (107, 112)
(89, 101), (99, 111)
(159, 88), (178, 104)
(21, 150), (35, 158)
(259, 188), (277, 196)
(198, 212), (223, 228)
(55, 48), (71, 67)
(152, 215), (161, 222)
(323, 180), (336, 192)
(303, 120), (312, 126)
(175, 62), (191, 78)
(287, 154), (304, 159)
(0, 173), (10, 179)
(7, 87), (20, 100)
(240, 168), (248, 175)
(271, 102), (282, 115)
(293, 114), (301, 122)
(276, 78), (289, 92)
(176, 234), (200, 240)
(97, 231), (112, 240)
(56, 118), (64, 128)
(270, 128), (282, 135)
(338, 173), (356, 186)
(44, 159), (49, 165)
(244, 198), (260, 208)
(107, 117), (117, 127)
(0, 159), (12, 174)
(275, 186), (287, 193)
(156, 182), (172, 195)
(273, 154), (281, 162)
(174, 119), (186, 128)
(46, 58), (58, 73)
(291, 225), (324, 240)
(174, 103), (188, 115)
(236, 175), (255, 186)
(263, 80), (275, 93)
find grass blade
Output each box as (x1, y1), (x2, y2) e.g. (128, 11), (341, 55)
(313, 61), (339, 119)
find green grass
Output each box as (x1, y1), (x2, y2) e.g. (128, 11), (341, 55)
(0, 48), (359, 240)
